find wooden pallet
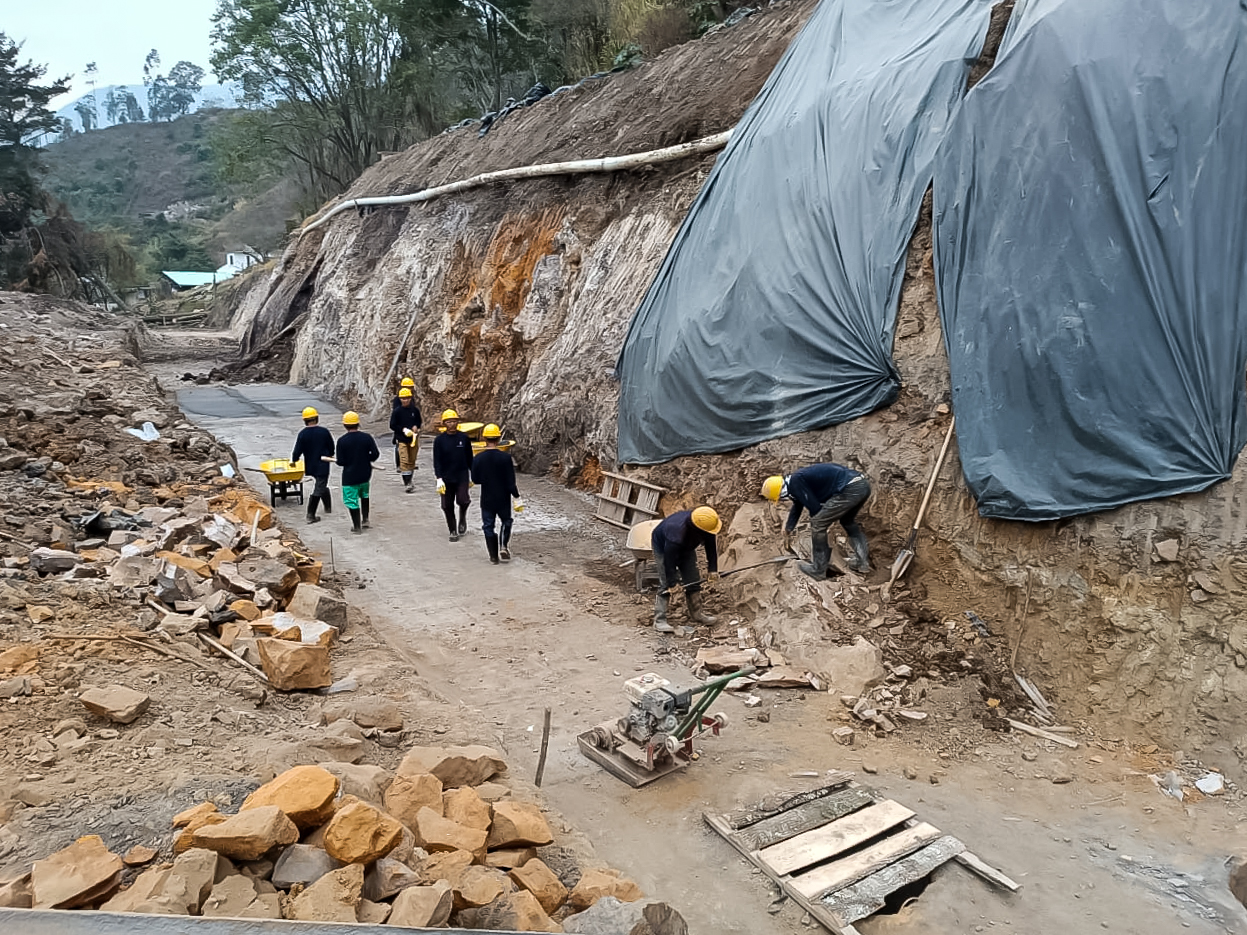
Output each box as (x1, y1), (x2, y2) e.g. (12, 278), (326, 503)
(595, 471), (664, 529)
(704, 777), (1018, 934)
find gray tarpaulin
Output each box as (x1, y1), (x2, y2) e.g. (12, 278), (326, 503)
(616, 0), (992, 464)
(935, 0), (1247, 520)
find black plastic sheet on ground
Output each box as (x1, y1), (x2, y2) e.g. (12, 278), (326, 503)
(616, 0), (992, 465)
(934, 0), (1247, 521)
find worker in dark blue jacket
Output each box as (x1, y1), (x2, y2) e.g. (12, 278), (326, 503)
(470, 424), (521, 564)
(762, 464), (872, 579)
(650, 507), (721, 634)
(433, 409), (474, 541)
(291, 406), (334, 524)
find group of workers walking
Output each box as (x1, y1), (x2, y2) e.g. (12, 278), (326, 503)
(292, 378), (875, 612)
(649, 463), (873, 632)
(289, 377), (522, 565)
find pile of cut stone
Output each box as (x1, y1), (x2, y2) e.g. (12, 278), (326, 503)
(0, 746), (681, 933)
(830, 664), (929, 745)
(12, 485), (350, 694)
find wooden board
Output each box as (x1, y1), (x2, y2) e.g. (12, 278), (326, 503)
(760, 800), (915, 876)
(735, 787), (874, 852)
(817, 836), (965, 926)
(723, 775), (855, 830)
(790, 822), (944, 899)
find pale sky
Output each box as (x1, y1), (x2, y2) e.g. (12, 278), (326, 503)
(4, 0), (221, 106)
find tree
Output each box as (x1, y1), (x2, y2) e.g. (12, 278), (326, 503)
(0, 33), (71, 235)
(122, 91), (144, 123)
(74, 97), (96, 131)
(103, 88), (121, 123)
(212, 0), (458, 202)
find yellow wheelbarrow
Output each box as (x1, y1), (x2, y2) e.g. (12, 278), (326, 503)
(250, 458), (306, 508)
(626, 519), (663, 592)
(437, 420), (517, 454)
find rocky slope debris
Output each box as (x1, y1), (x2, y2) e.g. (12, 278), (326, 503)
(0, 756), (684, 932)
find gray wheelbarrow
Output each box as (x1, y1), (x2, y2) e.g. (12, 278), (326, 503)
(626, 519), (663, 592)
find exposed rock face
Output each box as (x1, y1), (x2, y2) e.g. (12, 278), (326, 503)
(241, 765), (340, 828)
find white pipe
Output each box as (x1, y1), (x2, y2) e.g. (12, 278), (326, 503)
(300, 129), (733, 235)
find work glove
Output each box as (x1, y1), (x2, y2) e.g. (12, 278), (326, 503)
(707, 572), (720, 584)
(403, 428), (414, 437)
(513, 497), (525, 513)
(436, 478), (446, 495)
(782, 530), (795, 553)
(469, 481), (475, 489)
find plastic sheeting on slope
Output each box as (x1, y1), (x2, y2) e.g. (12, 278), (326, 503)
(934, 0), (1247, 521)
(615, 0), (993, 465)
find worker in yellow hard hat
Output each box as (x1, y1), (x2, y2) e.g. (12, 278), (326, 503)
(291, 406), (334, 524)
(389, 388), (422, 492)
(762, 463), (872, 579)
(470, 423), (521, 564)
(335, 411), (379, 534)
(432, 408), (473, 541)
(649, 506), (721, 634)
(391, 377), (418, 472)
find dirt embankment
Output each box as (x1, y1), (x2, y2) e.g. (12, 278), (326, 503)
(209, 0), (1247, 780)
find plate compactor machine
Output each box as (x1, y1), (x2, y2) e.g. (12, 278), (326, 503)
(578, 666), (754, 786)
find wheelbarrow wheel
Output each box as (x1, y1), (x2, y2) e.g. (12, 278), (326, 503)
(269, 484), (278, 508)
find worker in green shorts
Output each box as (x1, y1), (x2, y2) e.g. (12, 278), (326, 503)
(335, 411), (379, 534)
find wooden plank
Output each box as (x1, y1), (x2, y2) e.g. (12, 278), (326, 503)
(790, 822), (944, 899)
(596, 492), (660, 515)
(722, 775), (856, 830)
(735, 787), (874, 851)
(818, 836), (965, 925)
(760, 800), (914, 876)
(1006, 718), (1079, 748)
(593, 514), (632, 530)
(602, 471), (665, 492)
(954, 851), (1020, 891)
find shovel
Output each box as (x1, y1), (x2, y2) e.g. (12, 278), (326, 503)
(885, 417), (956, 595)
(720, 556), (794, 578)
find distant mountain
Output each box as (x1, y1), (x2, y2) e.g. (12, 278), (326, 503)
(54, 82), (242, 132)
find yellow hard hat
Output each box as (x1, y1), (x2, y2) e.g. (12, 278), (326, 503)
(441, 409), (460, 422)
(301, 407), (319, 420)
(400, 377), (415, 388)
(398, 388), (412, 398)
(482, 423), (502, 439)
(691, 506), (722, 535)
(342, 411), (360, 425)
(761, 475), (785, 501)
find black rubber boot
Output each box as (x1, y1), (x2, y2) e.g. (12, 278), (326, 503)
(485, 534), (500, 565)
(321, 492), (332, 514)
(361, 497), (370, 528)
(799, 536), (833, 580)
(307, 492), (320, 524)
(654, 590), (674, 634)
(402, 472), (413, 491)
(500, 521), (512, 561)
(348, 507), (362, 534)
(457, 506), (468, 536)
(846, 526), (871, 574)
(689, 591), (718, 626)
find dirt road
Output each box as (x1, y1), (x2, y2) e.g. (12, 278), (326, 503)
(174, 378), (1247, 935)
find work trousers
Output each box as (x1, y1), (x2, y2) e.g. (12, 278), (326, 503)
(398, 440), (418, 472)
(440, 481), (471, 530)
(481, 504), (513, 545)
(809, 477), (871, 544)
(309, 474), (330, 499)
(653, 541), (702, 596)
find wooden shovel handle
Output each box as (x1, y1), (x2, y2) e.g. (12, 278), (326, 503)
(910, 417), (956, 535)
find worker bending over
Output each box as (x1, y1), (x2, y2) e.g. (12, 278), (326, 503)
(391, 377), (416, 470)
(336, 411), (379, 534)
(433, 409), (473, 541)
(651, 507), (721, 634)
(389, 388), (422, 492)
(763, 463), (871, 580)
(292, 407), (334, 524)
(470, 424), (522, 564)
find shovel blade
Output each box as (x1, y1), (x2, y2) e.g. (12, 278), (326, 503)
(889, 547), (914, 582)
